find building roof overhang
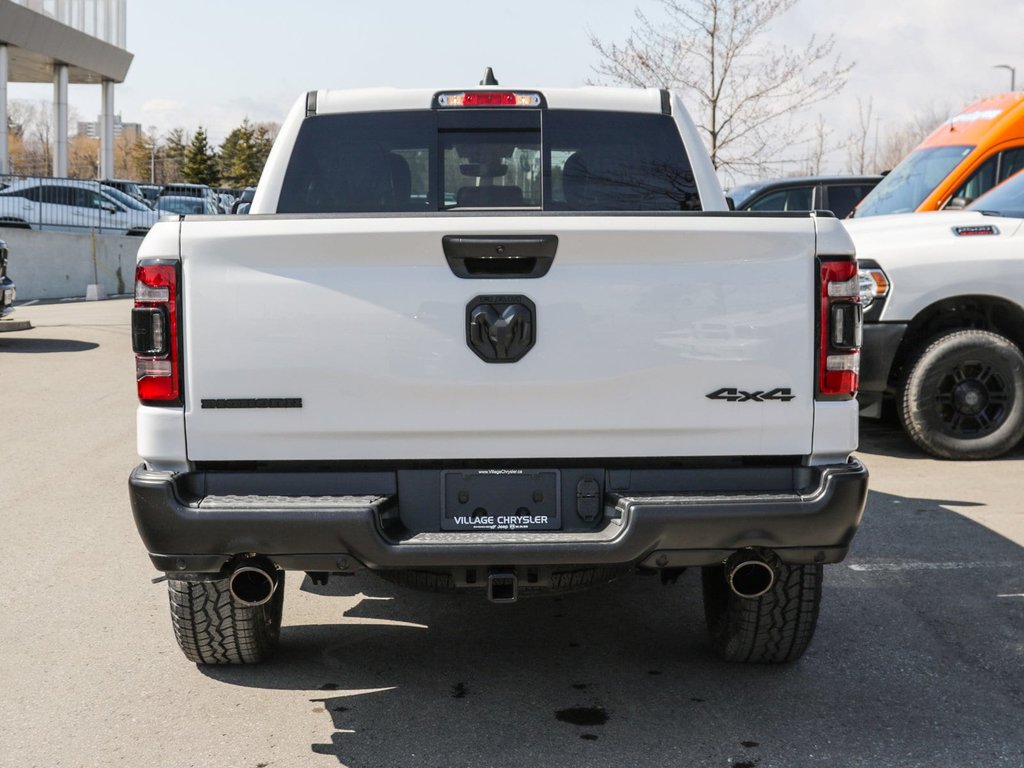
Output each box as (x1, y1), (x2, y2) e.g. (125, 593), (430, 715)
(0, 0), (133, 84)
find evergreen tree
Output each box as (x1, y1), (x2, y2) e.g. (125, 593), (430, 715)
(217, 119), (253, 187)
(163, 128), (190, 182)
(129, 128), (160, 183)
(218, 118), (275, 187)
(182, 127), (218, 185)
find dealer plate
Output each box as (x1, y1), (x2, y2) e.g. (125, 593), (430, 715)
(441, 470), (561, 531)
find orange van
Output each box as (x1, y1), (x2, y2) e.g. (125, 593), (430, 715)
(853, 92), (1024, 217)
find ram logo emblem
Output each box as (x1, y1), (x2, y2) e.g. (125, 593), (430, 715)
(466, 295), (536, 363)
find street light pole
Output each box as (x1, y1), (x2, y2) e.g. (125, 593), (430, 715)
(994, 64), (1017, 91)
(148, 126), (160, 184)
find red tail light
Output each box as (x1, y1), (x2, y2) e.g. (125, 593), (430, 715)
(133, 260), (182, 405)
(818, 257), (863, 400)
(436, 91), (543, 108)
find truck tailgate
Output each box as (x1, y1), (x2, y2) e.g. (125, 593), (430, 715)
(180, 215), (817, 461)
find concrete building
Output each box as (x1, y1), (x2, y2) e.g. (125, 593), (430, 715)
(77, 112), (140, 141)
(0, 0), (133, 177)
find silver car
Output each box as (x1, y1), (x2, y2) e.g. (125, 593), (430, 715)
(155, 195), (221, 216)
(0, 178), (159, 235)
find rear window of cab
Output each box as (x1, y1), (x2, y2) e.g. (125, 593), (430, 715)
(277, 109), (701, 213)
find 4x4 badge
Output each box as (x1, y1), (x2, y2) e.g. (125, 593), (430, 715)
(466, 295), (536, 363)
(706, 387), (795, 403)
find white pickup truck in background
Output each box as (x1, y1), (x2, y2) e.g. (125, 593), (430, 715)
(129, 80), (868, 666)
(850, 168), (1024, 460)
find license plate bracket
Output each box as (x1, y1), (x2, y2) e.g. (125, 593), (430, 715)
(442, 470), (561, 531)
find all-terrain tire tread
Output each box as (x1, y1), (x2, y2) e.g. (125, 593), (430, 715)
(702, 552), (822, 664)
(167, 574), (283, 665)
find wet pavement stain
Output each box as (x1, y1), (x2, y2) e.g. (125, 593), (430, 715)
(555, 706), (609, 727)
(451, 682), (468, 699)
(580, 734), (599, 741)
(690, 697), (706, 703)
(741, 741), (760, 748)
(571, 683), (589, 690)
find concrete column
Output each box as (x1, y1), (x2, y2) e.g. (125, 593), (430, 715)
(0, 44), (8, 175)
(52, 63), (68, 177)
(100, 80), (115, 179)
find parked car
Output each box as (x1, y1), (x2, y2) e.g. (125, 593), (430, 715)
(160, 183), (210, 197)
(847, 167), (1024, 459)
(100, 179), (150, 206)
(729, 175), (882, 219)
(160, 183), (224, 213)
(854, 93), (1024, 217)
(231, 186), (255, 214)
(0, 239), (14, 318)
(217, 193), (235, 213)
(0, 179), (158, 235)
(103, 184), (158, 214)
(139, 184), (162, 204)
(155, 195), (220, 216)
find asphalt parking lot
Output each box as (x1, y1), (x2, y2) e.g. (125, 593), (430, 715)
(1, 298), (1022, 768)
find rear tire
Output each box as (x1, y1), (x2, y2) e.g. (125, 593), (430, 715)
(898, 330), (1024, 460)
(167, 572), (284, 664)
(702, 551), (821, 663)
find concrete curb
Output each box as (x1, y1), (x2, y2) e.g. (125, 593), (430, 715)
(0, 319), (33, 332)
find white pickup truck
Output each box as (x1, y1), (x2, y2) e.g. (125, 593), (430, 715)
(129, 81), (868, 666)
(850, 168), (1024, 460)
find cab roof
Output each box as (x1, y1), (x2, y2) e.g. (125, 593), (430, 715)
(313, 86), (668, 115)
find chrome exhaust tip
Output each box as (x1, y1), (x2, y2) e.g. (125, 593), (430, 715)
(725, 551), (776, 599)
(228, 561), (278, 607)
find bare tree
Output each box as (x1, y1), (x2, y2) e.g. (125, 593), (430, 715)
(590, 0), (853, 178)
(31, 102), (54, 173)
(7, 99), (80, 176)
(804, 115), (832, 176)
(7, 99), (33, 138)
(872, 104), (950, 172)
(6, 100), (52, 175)
(254, 121), (281, 143)
(846, 97), (875, 174)
(68, 135), (99, 178)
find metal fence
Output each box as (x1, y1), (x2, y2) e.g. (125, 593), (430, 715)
(0, 174), (245, 233)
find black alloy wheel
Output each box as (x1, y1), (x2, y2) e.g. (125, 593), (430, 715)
(899, 330), (1024, 460)
(933, 358), (1011, 437)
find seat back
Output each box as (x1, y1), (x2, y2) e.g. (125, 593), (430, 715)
(456, 185), (524, 207)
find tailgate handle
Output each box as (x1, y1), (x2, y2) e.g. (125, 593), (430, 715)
(442, 235), (557, 279)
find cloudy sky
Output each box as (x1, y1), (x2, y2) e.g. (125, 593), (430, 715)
(9, 0), (1024, 181)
